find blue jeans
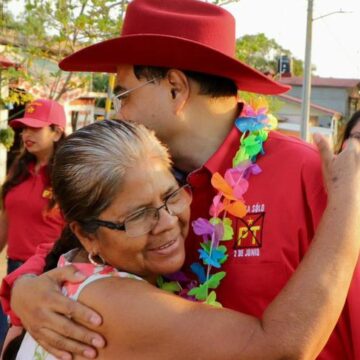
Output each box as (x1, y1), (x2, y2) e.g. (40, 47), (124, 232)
(0, 258), (24, 349)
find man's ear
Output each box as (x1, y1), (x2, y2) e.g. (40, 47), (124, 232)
(69, 221), (99, 255)
(166, 69), (191, 114)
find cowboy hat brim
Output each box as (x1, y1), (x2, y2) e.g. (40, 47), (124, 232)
(60, 34), (290, 95)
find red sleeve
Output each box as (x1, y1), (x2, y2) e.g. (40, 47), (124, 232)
(349, 262), (360, 358)
(0, 242), (52, 326)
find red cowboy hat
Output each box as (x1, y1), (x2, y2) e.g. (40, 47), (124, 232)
(60, 0), (289, 95)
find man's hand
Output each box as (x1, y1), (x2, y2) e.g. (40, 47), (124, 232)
(314, 133), (360, 200)
(11, 266), (105, 359)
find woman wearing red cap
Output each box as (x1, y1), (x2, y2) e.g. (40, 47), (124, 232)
(0, 99), (66, 346)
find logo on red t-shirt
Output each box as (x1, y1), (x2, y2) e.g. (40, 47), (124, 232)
(232, 203), (265, 258)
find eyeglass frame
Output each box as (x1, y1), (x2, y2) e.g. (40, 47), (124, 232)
(86, 184), (192, 237)
(111, 77), (159, 113)
(349, 131), (360, 141)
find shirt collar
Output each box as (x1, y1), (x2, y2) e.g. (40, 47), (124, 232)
(204, 125), (241, 175)
(28, 162), (48, 176)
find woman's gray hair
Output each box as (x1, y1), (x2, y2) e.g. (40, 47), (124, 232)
(52, 119), (171, 227)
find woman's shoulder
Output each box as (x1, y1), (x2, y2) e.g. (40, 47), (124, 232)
(59, 249), (146, 301)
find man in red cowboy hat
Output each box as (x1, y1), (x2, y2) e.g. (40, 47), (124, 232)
(1, 0), (359, 359)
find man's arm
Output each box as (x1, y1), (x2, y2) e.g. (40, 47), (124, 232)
(304, 138), (360, 359)
(77, 135), (360, 360)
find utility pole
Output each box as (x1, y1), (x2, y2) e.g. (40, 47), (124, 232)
(104, 74), (115, 120)
(300, 0), (313, 142)
(300, 3), (351, 142)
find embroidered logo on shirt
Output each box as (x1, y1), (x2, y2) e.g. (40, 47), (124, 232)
(42, 187), (53, 199)
(233, 203), (265, 258)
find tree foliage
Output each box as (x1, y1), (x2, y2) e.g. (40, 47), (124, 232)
(2, 0), (127, 102)
(236, 33), (305, 77)
(2, 0), (302, 104)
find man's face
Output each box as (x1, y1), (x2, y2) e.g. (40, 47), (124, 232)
(115, 65), (175, 142)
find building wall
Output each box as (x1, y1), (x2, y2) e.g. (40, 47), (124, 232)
(277, 101), (333, 127)
(64, 101), (95, 134)
(287, 86), (349, 116)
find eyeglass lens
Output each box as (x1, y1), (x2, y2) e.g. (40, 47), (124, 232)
(125, 186), (191, 237)
(112, 78), (158, 113)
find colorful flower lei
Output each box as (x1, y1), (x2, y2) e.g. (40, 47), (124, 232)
(158, 99), (278, 307)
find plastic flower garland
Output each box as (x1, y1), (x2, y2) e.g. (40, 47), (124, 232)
(158, 99), (278, 307)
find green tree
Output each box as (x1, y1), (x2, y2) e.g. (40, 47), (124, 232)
(2, 0), (127, 102)
(236, 33), (305, 77)
(0, 0), (19, 30)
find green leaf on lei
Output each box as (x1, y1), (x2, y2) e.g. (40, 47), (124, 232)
(209, 217), (233, 241)
(205, 291), (223, 308)
(156, 276), (164, 288)
(217, 245), (227, 255)
(207, 271), (226, 287)
(188, 271), (226, 301)
(222, 218), (233, 240)
(242, 134), (263, 158)
(257, 129), (269, 142)
(157, 277), (181, 294)
(199, 241), (210, 253)
(160, 281), (182, 293)
(209, 217), (221, 225)
(233, 146), (249, 167)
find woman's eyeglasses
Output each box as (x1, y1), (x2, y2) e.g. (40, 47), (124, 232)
(86, 184), (192, 237)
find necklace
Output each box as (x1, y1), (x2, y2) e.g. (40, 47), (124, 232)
(158, 100), (277, 306)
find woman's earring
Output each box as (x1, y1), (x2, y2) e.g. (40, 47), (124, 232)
(88, 252), (106, 266)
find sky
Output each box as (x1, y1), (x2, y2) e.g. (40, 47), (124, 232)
(5, 0), (360, 79)
(223, 0), (360, 79)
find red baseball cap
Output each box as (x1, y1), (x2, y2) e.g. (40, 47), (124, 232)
(59, 0), (290, 95)
(10, 99), (66, 129)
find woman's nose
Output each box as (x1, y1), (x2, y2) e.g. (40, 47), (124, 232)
(151, 207), (178, 235)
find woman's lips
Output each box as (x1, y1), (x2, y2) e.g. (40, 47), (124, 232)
(148, 236), (180, 255)
(24, 140), (35, 147)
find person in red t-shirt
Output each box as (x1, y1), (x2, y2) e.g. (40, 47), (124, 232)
(0, 99), (65, 347)
(0, 1), (359, 359)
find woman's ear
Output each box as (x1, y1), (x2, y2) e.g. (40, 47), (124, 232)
(166, 69), (191, 114)
(69, 221), (99, 255)
(52, 126), (64, 142)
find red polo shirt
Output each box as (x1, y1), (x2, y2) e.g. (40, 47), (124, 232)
(4, 163), (64, 261)
(185, 127), (358, 359)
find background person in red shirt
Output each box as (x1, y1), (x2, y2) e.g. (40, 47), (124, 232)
(0, 99), (66, 347)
